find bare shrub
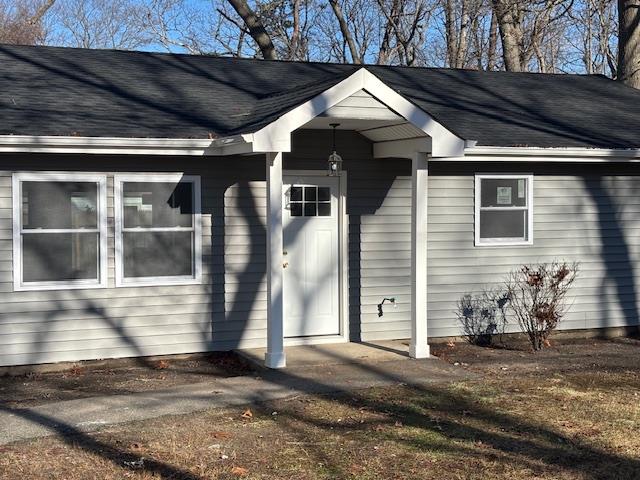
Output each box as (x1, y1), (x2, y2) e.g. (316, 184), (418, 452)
(456, 288), (510, 346)
(505, 261), (579, 351)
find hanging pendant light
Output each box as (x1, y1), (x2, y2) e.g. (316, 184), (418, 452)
(327, 123), (342, 176)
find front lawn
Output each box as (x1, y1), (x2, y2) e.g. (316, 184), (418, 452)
(1, 339), (639, 479)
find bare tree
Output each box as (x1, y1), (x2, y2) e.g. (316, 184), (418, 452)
(486, 7), (499, 68)
(0, 0), (55, 45)
(51, 0), (151, 49)
(254, 0), (319, 60)
(491, 0), (573, 72)
(618, 0), (640, 87)
(227, 0), (277, 59)
(329, 0), (363, 62)
(568, 0), (617, 74)
(445, 0), (471, 67)
(378, 0), (432, 66)
(0, 0), (626, 81)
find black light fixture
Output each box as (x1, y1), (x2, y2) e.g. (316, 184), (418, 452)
(327, 123), (342, 176)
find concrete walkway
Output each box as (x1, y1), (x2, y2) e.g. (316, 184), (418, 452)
(0, 344), (474, 445)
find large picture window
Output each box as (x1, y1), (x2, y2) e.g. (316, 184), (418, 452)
(475, 174), (533, 246)
(12, 173), (108, 291)
(114, 174), (202, 286)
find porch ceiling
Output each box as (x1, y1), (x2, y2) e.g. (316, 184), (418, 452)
(300, 87), (428, 146)
(301, 118), (428, 145)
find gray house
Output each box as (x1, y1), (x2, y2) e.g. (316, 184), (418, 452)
(1, 44), (640, 368)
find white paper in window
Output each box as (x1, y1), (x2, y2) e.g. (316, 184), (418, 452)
(496, 186), (512, 205)
(517, 179), (526, 199)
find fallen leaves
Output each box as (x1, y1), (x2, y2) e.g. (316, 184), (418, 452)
(154, 360), (170, 370)
(231, 466), (248, 476)
(64, 365), (86, 377)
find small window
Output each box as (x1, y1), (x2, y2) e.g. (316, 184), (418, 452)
(115, 174), (202, 286)
(12, 173), (108, 291)
(475, 175), (533, 246)
(288, 185), (331, 217)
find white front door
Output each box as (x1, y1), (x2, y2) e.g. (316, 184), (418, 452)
(283, 174), (340, 338)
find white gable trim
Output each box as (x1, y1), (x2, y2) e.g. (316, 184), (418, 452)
(251, 68), (466, 157)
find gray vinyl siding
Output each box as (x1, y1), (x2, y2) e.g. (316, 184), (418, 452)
(427, 162), (640, 338)
(1, 138), (640, 366)
(0, 130), (412, 366)
(0, 155), (269, 366)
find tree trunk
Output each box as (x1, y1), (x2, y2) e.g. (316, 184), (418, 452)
(492, 0), (524, 71)
(487, 9), (498, 70)
(329, 0), (362, 63)
(445, 0), (456, 67)
(289, 0), (300, 60)
(618, 0), (640, 88)
(227, 0), (277, 60)
(29, 0), (56, 26)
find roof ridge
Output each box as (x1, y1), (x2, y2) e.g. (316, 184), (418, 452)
(0, 43), (611, 79)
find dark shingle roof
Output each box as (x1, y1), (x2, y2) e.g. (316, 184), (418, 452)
(2, 44), (640, 148)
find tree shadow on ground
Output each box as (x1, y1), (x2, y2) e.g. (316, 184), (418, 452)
(3, 343), (640, 479)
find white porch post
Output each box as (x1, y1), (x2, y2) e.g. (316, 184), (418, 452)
(410, 152), (430, 359)
(265, 152), (286, 368)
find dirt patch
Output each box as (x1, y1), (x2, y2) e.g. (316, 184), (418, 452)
(0, 352), (253, 408)
(432, 336), (640, 377)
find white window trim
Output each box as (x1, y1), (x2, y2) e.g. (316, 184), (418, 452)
(114, 173), (202, 287)
(474, 174), (534, 247)
(12, 172), (108, 291)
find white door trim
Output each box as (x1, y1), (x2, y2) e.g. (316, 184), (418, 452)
(282, 169), (349, 345)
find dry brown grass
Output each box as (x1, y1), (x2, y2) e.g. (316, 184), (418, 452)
(2, 339), (640, 479)
(1, 358), (639, 480)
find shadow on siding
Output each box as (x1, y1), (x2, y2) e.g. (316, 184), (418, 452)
(583, 175), (640, 334)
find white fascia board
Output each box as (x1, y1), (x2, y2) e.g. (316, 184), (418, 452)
(0, 135), (254, 156)
(251, 68), (466, 157)
(463, 146), (640, 162)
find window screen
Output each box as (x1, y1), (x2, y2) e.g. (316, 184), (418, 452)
(116, 176), (201, 285)
(15, 176), (106, 289)
(476, 176), (532, 245)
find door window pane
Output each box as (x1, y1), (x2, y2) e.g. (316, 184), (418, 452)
(123, 231), (193, 278)
(304, 186), (317, 201)
(22, 181), (98, 229)
(289, 185), (332, 217)
(317, 187), (331, 202)
(304, 203), (317, 216)
(318, 203), (331, 216)
(290, 202), (303, 217)
(290, 186), (303, 201)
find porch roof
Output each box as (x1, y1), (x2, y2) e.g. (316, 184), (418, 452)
(2, 44), (640, 149)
